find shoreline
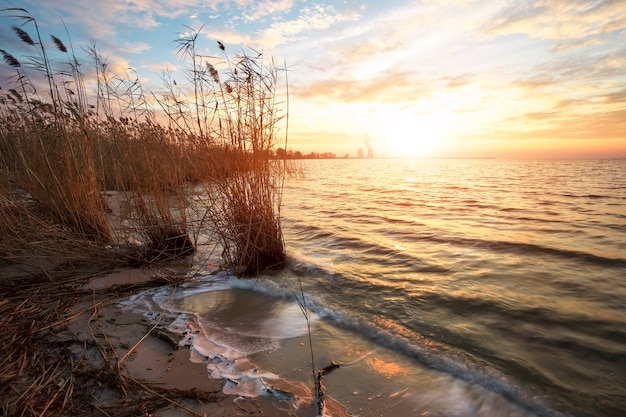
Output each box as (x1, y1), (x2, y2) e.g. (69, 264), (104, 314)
(68, 268), (325, 416)
(2, 262), (562, 417)
(0, 265), (317, 416)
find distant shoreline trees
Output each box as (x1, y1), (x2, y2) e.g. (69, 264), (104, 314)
(274, 148), (338, 159)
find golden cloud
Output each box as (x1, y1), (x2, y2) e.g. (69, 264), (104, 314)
(481, 0), (626, 42)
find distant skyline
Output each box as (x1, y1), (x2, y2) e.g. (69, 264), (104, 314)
(1, 0), (625, 159)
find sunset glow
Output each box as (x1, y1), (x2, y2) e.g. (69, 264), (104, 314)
(381, 112), (451, 158)
(1, 0), (624, 158)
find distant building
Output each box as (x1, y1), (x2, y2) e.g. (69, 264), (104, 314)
(367, 148), (373, 158)
(357, 148), (364, 158)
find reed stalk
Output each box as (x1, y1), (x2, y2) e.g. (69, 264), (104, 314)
(1, 11), (289, 272)
(158, 28), (287, 276)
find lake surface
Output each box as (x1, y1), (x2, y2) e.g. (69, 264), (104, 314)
(126, 158), (626, 417)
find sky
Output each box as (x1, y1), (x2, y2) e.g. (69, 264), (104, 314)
(1, 0), (625, 158)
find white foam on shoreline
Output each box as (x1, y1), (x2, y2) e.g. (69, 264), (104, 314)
(119, 274), (317, 401)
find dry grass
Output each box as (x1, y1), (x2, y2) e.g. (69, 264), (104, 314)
(0, 9), (287, 276)
(162, 29), (288, 275)
(0, 271), (92, 416)
(0, 267), (219, 417)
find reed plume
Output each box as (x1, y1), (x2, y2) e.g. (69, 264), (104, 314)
(0, 49), (21, 67)
(50, 35), (67, 52)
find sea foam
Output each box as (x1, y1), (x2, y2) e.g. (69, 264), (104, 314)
(119, 273), (317, 400)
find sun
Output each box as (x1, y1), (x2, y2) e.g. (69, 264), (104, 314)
(384, 113), (449, 158)
(390, 134), (442, 158)
(366, 105), (456, 158)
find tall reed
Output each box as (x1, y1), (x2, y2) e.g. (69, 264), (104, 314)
(0, 9), (287, 275)
(0, 8), (113, 267)
(158, 28), (287, 275)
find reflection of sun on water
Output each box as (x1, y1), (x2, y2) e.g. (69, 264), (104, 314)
(366, 356), (410, 379)
(344, 344), (408, 379)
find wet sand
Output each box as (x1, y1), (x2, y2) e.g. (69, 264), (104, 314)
(63, 268), (340, 416)
(7, 265), (541, 417)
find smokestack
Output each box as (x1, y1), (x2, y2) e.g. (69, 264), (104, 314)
(364, 135), (373, 158)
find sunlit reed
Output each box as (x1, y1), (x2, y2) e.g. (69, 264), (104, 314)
(0, 8), (287, 275)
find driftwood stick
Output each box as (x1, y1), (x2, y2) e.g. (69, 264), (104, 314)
(315, 361), (342, 416)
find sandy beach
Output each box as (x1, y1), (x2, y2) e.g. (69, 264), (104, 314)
(0, 265), (318, 416)
(67, 269), (318, 416)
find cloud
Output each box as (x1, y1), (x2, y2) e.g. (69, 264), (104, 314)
(288, 128), (365, 153)
(204, 3), (361, 50)
(288, 1), (493, 91)
(603, 88), (626, 104)
(111, 0), (199, 26)
(481, 0), (626, 43)
(510, 43), (626, 106)
(322, 4), (444, 64)
(254, 4), (361, 48)
(9, 0), (207, 43)
(499, 108), (626, 140)
(288, 67), (473, 105)
(203, 27), (252, 48)
(522, 110), (565, 121)
(550, 36), (605, 52)
(119, 42), (151, 55)
(291, 69), (420, 102)
(241, 0), (294, 21)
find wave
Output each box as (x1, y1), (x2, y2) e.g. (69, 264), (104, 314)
(447, 237), (625, 267)
(284, 256), (625, 386)
(286, 258), (626, 353)
(385, 229), (625, 268)
(288, 206), (624, 271)
(287, 223), (450, 273)
(559, 192), (616, 200)
(120, 257), (621, 417)
(230, 275), (564, 417)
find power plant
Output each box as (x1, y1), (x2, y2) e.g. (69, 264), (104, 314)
(359, 135), (374, 158)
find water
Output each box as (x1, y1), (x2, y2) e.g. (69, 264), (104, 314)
(124, 158), (626, 417)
